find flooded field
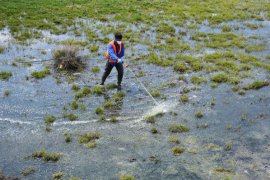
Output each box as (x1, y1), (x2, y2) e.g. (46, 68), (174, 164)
(1, 1), (270, 180)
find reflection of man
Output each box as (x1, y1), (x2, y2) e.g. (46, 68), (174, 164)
(101, 32), (128, 90)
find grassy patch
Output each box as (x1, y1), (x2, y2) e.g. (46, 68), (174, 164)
(244, 81), (269, 90)
(91, 66), (100, 73)
(195, 111), (203, 118)
(191, 76), (207, 84)
(119, 174), (136, 180)
(21, 166), (36, 176)
(211, 73), (229, 83)
(64, 133), (72, 143)
(104, 101), (114, 108)
(224, 143), (232, 151)
(145, 115), (156, 124)
(112, 90), (126, 102)
(52, 172), (64, 180)
(32, 149), (63, 162)
(89, 46), (99, 52)
(44, 115), (56, 124)
(95, 107), (104, 115)
(63, 113), (77, 121)
(78, 132), (100, 144)
(179, 94), (189, 103)
(171, 146), (185, 156)
(168, 136), (180, 144)
(150, 90), (161, 97)
(0, 71), (12, 81)
(169, 124), (190, 133)
(151, 128), (158, 134)
(106, 83), (118, 90)
(92, 85), (104, 95)
(0, 46), (5, 53)
(71, 85), (80, 91)
(70, 101), (78, 109)
(31, 69), (50, 79)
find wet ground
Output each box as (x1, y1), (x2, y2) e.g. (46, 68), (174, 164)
(0, 19), (270, 180)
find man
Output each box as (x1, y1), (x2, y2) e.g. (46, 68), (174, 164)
(100, 32), (128, 90)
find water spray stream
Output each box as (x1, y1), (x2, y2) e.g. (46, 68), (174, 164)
(127, 67), (159, 106)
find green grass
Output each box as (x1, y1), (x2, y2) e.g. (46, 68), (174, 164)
(92, 86), (104, 95)
(244, 81), (269, 90)
(52, 172), (64, 180)
(171, 146), (185, 156)
(70, 101), (78, 109)
(0, 0), (268, 42)
(224, 143), (232, 151)
(41, 50), (47, 54)
(64, 133), (72, 143)
(168, 136), (180, 144)
(63, 113), (77, 121)
(32, 149), (63, 162)
(78, 132), (100, 144)
(112, 90), (126, 102)
(81, 87), (91, 95)
(68, 177), (81, 180)
(105, 84), (118, 90)
(21, 166), (36, 176)
(195, 111), (203, 118)
(44, 115), (56, 124)
(95, 107), (104, 115)
(119, 175), (136, 180)
(179, 94), (189, 103)
(89, 46), (99, 52)
(0, 46), (5, 53)
(31, 69), (50, 79)
(150, 90), (161, 97)
(60, 40), (87, 46)
(151, 128), (158, 134)
(91, 66), (100, 74)
(191, 76), (207, 84)
(71, 85), (80, 91)
(145, 115), (156, 124)
(173, 63), (189, 73)
(104, 101), (114, 108)
(0, 71), (12, 81)
(211, 73), (229, 83)
(169, 124), (190, 133)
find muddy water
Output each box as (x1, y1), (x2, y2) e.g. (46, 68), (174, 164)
(0, 19), (270, 180)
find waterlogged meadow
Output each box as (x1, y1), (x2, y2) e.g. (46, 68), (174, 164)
(0, 0), (270, 179)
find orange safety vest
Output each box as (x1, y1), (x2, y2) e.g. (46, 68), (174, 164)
(106, 41), (123, 63)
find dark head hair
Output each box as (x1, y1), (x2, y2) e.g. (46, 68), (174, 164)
(114, 32), (123, 40)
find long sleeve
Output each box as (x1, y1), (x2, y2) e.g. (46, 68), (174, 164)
(119, 44), (125, 58)
(108, 44), (118, 60)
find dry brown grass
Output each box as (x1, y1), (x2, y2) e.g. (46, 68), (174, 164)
(52, 46), (85, 71)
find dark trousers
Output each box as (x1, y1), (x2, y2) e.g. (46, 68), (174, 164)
(101, 62), (123, 85)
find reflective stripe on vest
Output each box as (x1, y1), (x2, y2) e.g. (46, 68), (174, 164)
(106, 41), (123, 62)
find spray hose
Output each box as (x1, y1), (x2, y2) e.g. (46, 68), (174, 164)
(126, 67), (159, 106)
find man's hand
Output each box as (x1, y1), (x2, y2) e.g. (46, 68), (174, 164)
(118, 59), (123, 64)
(123, 63), (128, 67)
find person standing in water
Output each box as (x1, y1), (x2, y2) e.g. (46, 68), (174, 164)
(100, 32), (128, 90)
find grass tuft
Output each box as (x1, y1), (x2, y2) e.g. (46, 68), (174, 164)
(169, 124), (190, 133)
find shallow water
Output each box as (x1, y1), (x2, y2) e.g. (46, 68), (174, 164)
(0, 18), (270, 180)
